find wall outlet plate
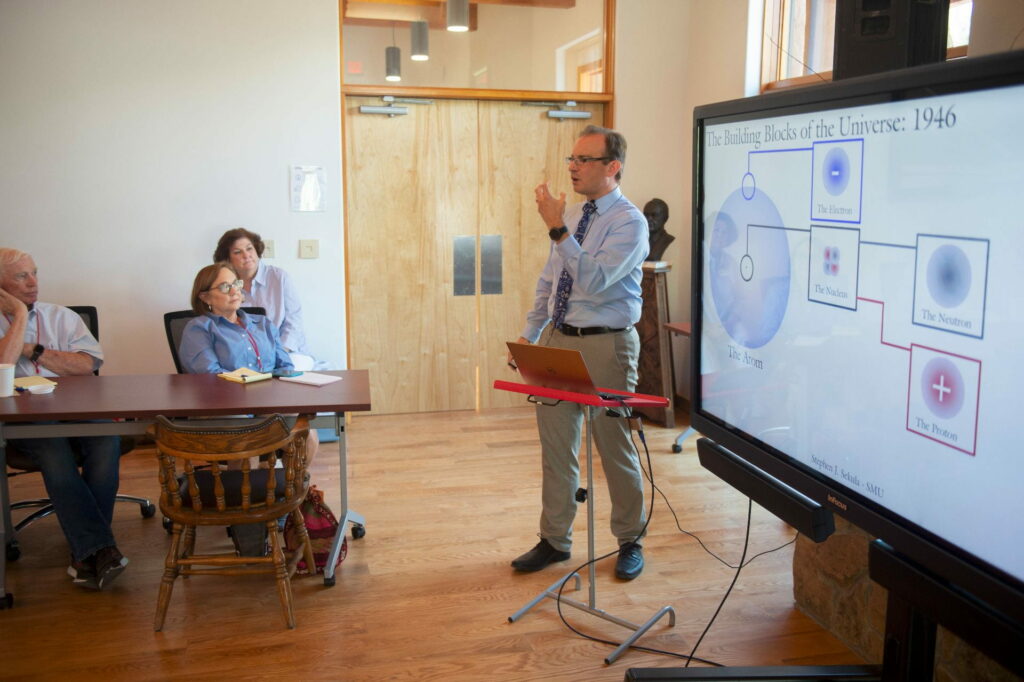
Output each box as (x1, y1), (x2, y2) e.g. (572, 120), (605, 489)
(263, 239), (275, 259)
(299, 239), (319, 259)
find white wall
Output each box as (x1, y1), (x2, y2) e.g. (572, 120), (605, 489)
(525, 0), (605, 91)
(0, 0), (346, 374)
(0, 0), (755, 387)
(968, 0), (1024, 55)
(615, 0), (750, 400)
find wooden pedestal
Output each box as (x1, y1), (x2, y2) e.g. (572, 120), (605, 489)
(635, 262), (674, 427)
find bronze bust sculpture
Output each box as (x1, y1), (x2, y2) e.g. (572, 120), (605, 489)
(644, 198), (674, 261)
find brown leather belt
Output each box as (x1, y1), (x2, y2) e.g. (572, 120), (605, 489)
(557, 324), (629, 336)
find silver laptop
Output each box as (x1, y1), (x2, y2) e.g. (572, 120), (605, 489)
(507, 342), (621, 399)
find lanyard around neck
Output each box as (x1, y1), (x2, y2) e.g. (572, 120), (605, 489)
(242, 326), (263, 371)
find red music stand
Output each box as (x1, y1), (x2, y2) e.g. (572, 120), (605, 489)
(495, 379), (677, 664)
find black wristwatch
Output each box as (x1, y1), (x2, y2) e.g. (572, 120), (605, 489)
(548, 225), (568, 241)
(29, 343), (45, 363)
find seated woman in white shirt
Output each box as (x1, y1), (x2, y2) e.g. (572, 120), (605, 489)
(213, 228), (317, 371)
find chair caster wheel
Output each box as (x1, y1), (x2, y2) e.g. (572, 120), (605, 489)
(6, 541), (21, 562)
(323, 575), (336, 587)
(351, 525), (366, 539)
(162, 517), (173, 533)
(141, 502), (157, 518)
(0, 592), (12, 609)
(671, 444), (682, 453)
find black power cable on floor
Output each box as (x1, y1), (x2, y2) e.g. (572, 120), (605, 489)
(549, 414), (796, 666)
(551, 411), (724, 667)
(637, 439), (796, 570)
(685, 499), (752, 667)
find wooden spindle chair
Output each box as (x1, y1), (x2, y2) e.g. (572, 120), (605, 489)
(148, 414), (316, 631)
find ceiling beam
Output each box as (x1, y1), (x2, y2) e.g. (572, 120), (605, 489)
(343, 3), (478, 30)
(347, 0), (574, 9)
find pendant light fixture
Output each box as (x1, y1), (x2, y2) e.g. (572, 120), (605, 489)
(447, 0), (469, 32)
(411, 20), (429, 61)
(385, 47), (401, 81)
(385, 23), (401, 82)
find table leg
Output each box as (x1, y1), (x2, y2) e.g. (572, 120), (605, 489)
(1, 426), (14, 609)
(323, 413), (364, 587)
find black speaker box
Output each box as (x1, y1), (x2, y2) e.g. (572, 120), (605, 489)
(833, 0), (950, 80)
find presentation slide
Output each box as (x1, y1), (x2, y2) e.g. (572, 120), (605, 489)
(699, 83), (1024, 582)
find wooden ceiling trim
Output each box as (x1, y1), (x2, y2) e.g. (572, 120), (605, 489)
(343, 83), (612, 102)
(347, 0), (574, 7)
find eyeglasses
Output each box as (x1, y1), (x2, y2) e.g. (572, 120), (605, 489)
(565, 155), (611, 166)
(208, 279), (244, 294)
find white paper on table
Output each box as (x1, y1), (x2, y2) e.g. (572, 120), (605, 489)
(277, 372), (341, 387)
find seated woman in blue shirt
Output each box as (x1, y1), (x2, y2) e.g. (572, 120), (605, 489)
(179, 262), (293, 375)
(179, 262), (317, 555)
(180, 263), (319, 459)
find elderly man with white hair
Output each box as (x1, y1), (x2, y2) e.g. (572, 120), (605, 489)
(0, 247), (128, 590)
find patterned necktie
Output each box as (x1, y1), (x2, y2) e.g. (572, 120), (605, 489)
(551, 200), (597, 329)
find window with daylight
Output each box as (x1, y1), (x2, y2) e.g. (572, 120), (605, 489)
(761, 0), (973, 92)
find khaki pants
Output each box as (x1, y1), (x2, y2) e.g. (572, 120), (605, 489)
(535, 326), (646, 552)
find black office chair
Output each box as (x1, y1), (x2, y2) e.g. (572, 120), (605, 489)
(163, 307), (266, 374)
(4, 305), (157, 562)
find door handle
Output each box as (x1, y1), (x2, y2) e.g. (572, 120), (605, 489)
(453, 235), (502, 295)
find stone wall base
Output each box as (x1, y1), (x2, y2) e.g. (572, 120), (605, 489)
(792, 517), (1017, 681)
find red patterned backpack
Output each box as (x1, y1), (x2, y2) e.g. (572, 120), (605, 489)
(284, 485), (347, 575)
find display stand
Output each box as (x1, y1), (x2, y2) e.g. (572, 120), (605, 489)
(495, 379), (676, 664)
(663, 322), (696, 453)
(636, 262), (675, 427)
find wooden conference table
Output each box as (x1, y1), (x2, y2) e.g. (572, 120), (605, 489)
(0, 371), (371, 608)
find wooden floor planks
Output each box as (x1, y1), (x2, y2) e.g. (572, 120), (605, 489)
(1, 406), (864, 680)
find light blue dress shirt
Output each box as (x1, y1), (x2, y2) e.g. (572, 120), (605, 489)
(0, 302), (103, 377)
(245, 263), (309, 355)
(521, 186), (649, 342)
(179, 310), (293, 375)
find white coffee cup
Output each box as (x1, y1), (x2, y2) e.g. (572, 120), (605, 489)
(0, 363), (14, 397)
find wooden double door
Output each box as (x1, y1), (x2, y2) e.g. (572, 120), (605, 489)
(344, 97), (604, 414)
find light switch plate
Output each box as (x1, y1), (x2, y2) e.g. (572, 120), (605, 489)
(263, 239), (275, 259)
(299, 239), (319, 259)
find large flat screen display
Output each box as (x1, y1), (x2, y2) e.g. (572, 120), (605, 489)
(692, 52), (1024, 616)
